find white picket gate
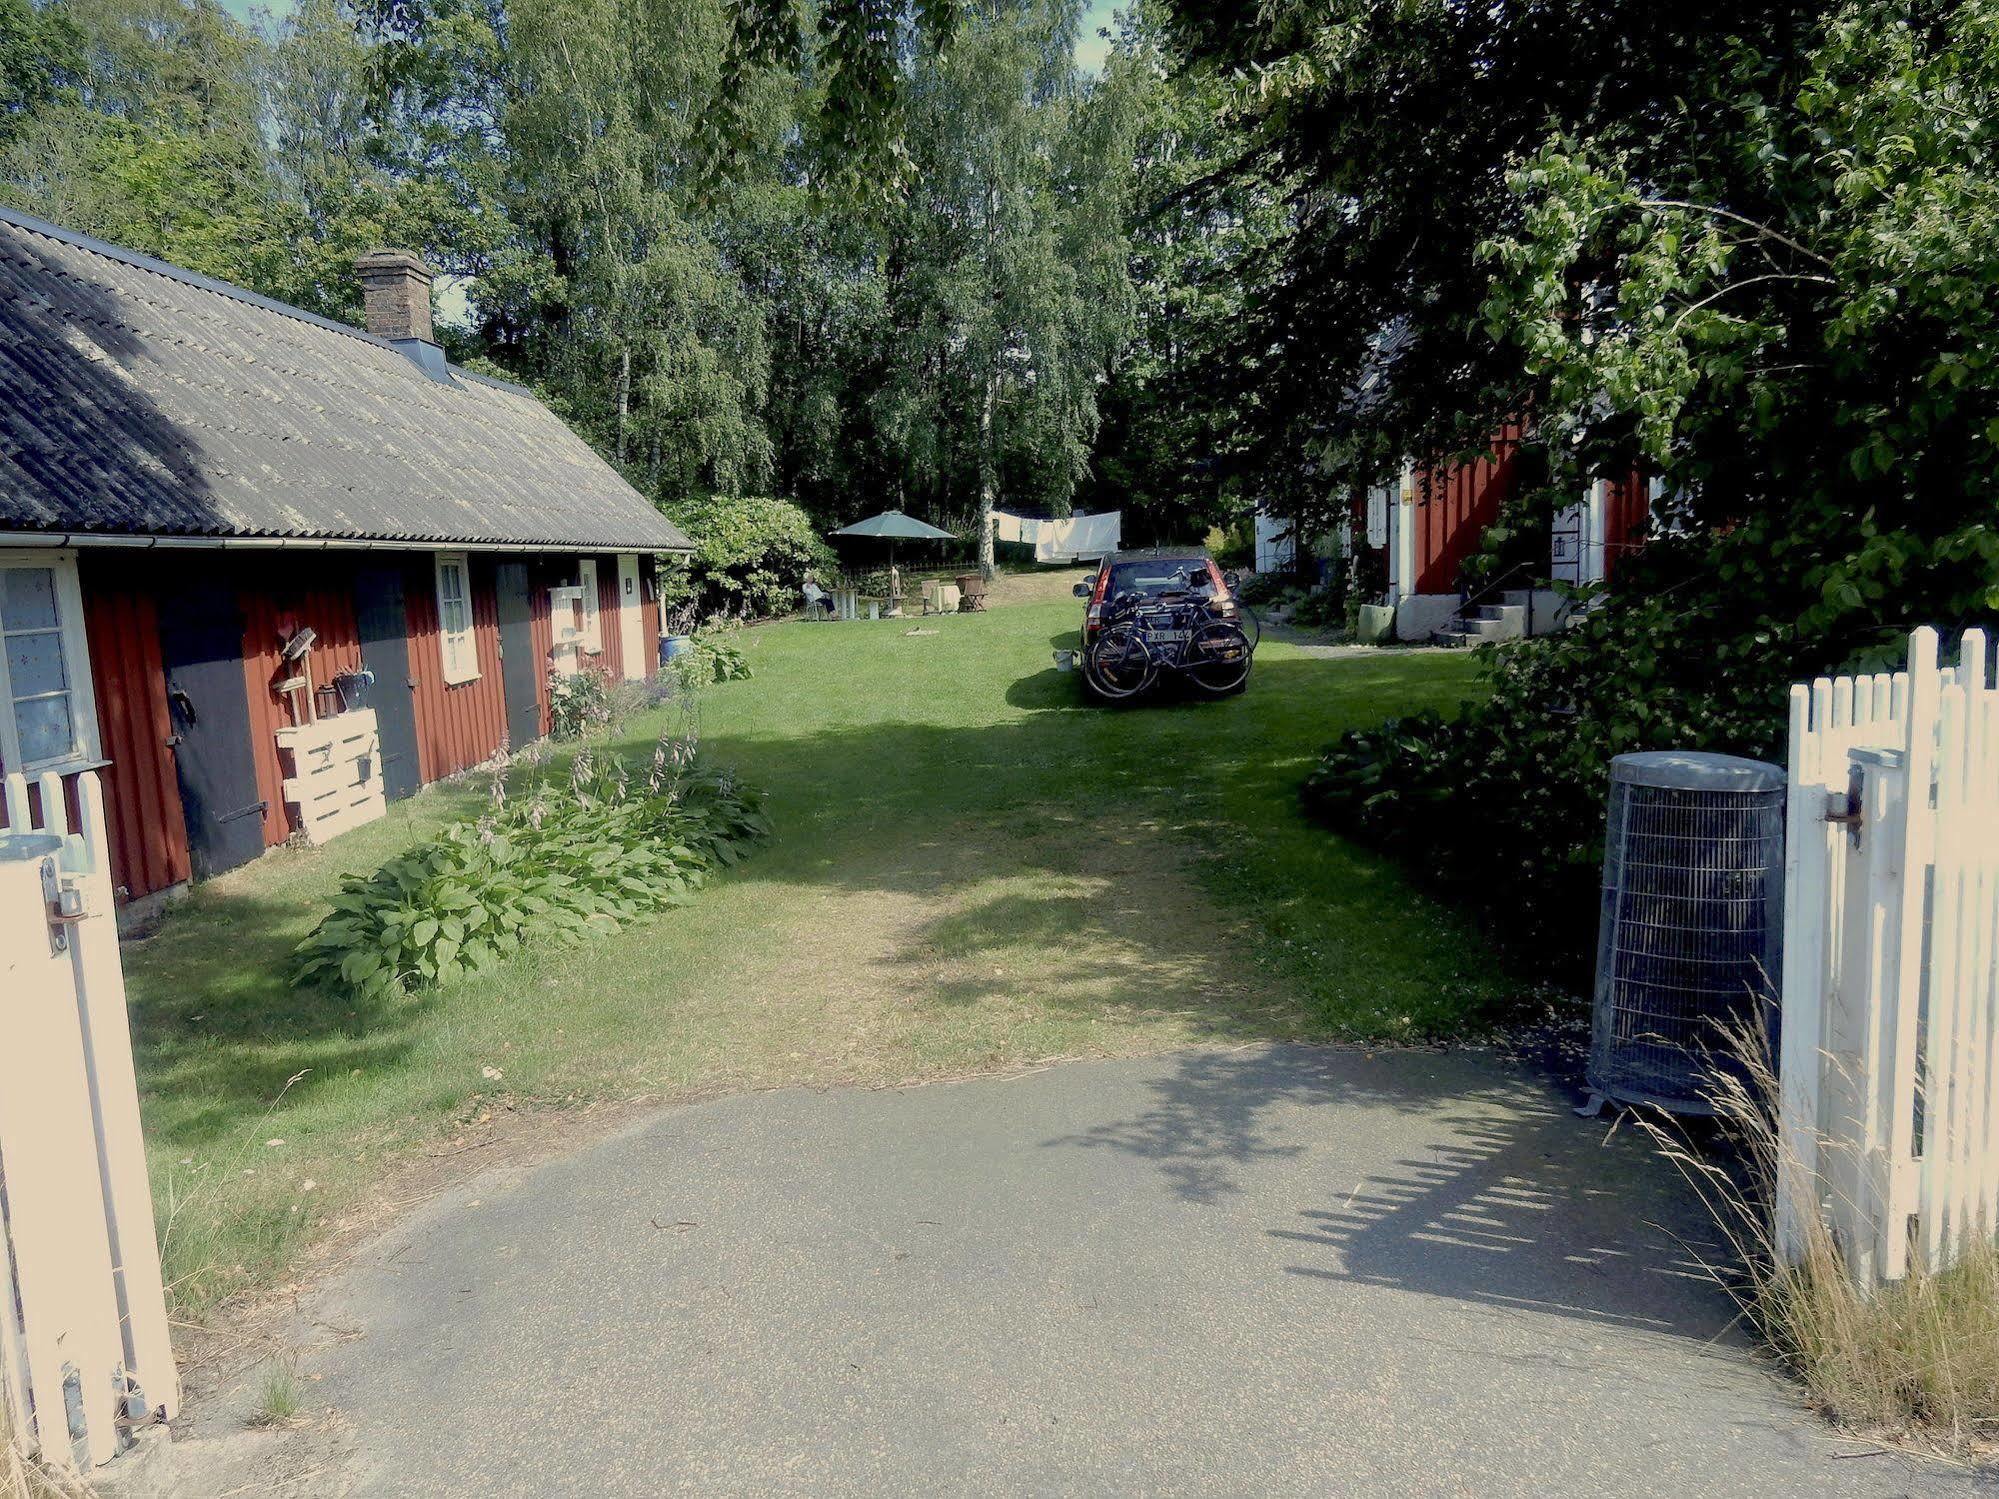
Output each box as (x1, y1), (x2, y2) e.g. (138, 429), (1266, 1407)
(1779, 626), (1999, 1283)
(0, 770), (177, 1475)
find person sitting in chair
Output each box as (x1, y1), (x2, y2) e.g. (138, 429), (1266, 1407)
(801, 573), (837, 619)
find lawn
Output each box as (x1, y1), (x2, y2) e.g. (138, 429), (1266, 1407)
(128, 570), (1519, 1317)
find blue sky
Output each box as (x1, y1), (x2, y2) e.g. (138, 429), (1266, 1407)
(1075, 0), (1120, 75)
(221, 0), (1125, 72)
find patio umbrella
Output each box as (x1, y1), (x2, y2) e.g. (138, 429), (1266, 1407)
(829, 509), (958, 575)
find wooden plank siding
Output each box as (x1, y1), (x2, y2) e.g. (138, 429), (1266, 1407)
(1601, 471), (1652, 585)
(40, 549), (659, 906)
(404, 552), (511, 781)
(76, 554), (190, 900)
(1412, 424), (1524, 596)
(527, 558), (559, 738)
(640, 565), (660, 673)
(593, 554), (626, 679)
(240, 560), (365, 850)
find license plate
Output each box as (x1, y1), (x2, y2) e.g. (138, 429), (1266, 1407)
(1151, 629), (1189, 644)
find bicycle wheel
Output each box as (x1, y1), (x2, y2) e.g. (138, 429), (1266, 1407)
(1085, 623), (1157, 700)
(1231, 602), (1262, 649)
(1185, 620), (1252, 695)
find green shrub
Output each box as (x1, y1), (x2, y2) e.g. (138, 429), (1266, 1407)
(547, 666), (614, 739)
(291, 743), (771, 999)
(681, 627), (752, 686)
(663, 495), (837, 618)
(1287, 584), (1346, 631)
(1302, 538), (1811, 970)
(1234, 571), (1287, 606)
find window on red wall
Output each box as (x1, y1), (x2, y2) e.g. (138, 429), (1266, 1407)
(0, 553), (101, 774)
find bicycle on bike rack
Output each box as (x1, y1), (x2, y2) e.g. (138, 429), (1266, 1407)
(1083, 575), (1255, 701)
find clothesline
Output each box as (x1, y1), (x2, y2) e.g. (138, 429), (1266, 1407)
(990, 509), (1121, 563)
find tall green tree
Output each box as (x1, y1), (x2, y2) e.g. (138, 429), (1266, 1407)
(0, 0), (290, 287)
(1246, 0), (1999, 955)
(886, 0), (1138, 573)
(1082, 5), (1288, 544)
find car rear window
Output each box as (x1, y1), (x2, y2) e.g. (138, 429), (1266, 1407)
(1109, 560), (1208, 597)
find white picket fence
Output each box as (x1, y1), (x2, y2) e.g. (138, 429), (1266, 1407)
(1779, 626), (1999, 1283)
(0, 771), (177, 1475)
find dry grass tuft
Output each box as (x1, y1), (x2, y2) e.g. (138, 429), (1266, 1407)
(1642, 1022), (1999, 1459)
(1, 1399), (92, 1499)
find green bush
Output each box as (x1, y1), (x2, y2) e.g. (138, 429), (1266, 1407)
(547, 666), (614, 739)
(291, 743), (771, 999)
(663, 495), (837, 618)
(1234, 571), (1287, 606)
(1303, 538), (1810, 970)
(680, 626), (752, 686)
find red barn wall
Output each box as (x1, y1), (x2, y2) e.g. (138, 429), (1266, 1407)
(76, 554), (190, 900)
(51, 546), (659, 905)
(1601, 471), (1652, 584)
(593, 554), (626, 680)
(1412, 424), (1524, 595)
(240, 559), (365, 849)
(405, 553), (510, 781)
(640, 564), (660, 673)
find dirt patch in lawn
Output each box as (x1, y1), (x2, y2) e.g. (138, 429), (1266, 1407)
(724, 809), (1309, 1085)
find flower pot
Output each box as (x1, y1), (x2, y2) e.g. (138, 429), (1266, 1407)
(662, 634), (693, 664)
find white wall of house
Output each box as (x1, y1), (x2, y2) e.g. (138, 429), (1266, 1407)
(1254, 510), (1296, 574)
(1551, 479), (1609, 587)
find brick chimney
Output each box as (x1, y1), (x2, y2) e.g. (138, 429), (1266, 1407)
(354, 249), (435, 345)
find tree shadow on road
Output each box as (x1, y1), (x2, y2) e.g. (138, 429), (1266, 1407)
(1042, 1043), (1737, 1341)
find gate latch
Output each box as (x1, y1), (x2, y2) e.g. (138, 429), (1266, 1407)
(1824, 771), (1865, 848)
(39, 856), (86, 956)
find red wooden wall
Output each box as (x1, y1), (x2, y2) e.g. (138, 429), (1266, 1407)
(1412, 424), (1524, 595)
(404, 553), (512, 780)
(594, 557), (626, 678)
(77, 554), (191, 901)
(54, 548), (659, 904)
(640, 569), (660, 670)
(241, 562), (365, 849)
(1601, 471), (1652, 584)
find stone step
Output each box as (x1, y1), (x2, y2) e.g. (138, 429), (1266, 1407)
(1500, 588), (1571, 635)
(1464, 607), (1523, 641)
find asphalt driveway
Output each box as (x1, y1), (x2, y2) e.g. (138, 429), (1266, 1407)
(177, 1045), (1980, 1496)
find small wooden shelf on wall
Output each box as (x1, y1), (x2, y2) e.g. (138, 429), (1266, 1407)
(275, 709), (387, 846)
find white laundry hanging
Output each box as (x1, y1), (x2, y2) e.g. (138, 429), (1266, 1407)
(991, 509), (1120, 562)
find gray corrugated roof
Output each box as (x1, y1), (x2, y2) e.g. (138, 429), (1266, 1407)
(0, 207), (692, 552)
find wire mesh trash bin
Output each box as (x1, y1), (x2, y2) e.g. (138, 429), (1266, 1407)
(1587, 750), (1786, 1114)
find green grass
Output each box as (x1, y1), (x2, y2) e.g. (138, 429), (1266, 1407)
(129, 575), (1520, 1316)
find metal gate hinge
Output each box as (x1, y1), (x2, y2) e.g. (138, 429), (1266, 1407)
(1825, 774), (1864, 848)
(40, 856), (86, 956)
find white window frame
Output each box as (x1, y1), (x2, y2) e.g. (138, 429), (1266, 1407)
(578, 558), (603, 654)
(433, 551), (479, 686)
(0, 550), (103, 776)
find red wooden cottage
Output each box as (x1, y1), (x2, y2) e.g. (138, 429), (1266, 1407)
(0, 207), (691, 919)
(1368, 432), (1656, 641)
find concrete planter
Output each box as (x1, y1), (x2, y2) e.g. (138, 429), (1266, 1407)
(1356, 604), (1396, 644)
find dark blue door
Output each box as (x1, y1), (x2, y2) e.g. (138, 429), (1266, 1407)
(354, 565), (422, 802)
(158, 571), (266, 879)
(493, 562), (542, 751)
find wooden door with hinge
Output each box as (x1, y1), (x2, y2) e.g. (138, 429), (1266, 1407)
(157, 570), (266, 879)
(353, 565), (423, 801)
(492, 561), (543, 751)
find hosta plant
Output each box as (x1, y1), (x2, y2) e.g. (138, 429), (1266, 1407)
(292, 739), (771, 998)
